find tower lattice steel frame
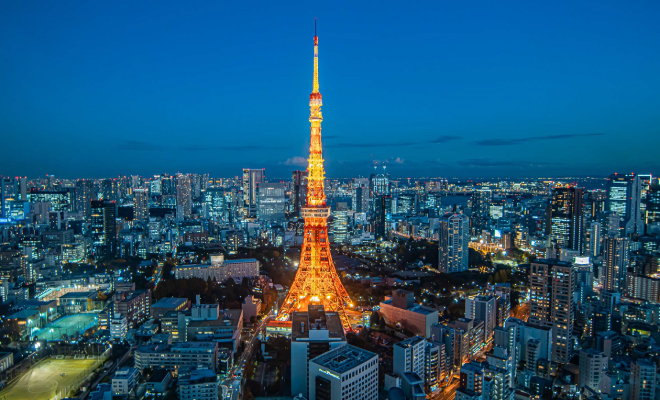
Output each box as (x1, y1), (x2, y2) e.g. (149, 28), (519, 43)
(278, 22), (353, 331)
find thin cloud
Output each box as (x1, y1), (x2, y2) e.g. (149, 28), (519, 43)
(430, 135), (461, 144)
(117, 140), (285, 152)
(326, 141), (417, 148)
(458, 158), (552, 168)
(284, 156), (307, 167)
(475, 133), (605, 146)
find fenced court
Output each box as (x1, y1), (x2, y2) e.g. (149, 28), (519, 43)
(0, 356), (105, 400)
(31, 314), (98, 341)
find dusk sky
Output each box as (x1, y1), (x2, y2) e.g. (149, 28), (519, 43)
(1, 1), (659, 179)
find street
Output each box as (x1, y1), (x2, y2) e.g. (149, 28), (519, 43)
(222, 310), (273, 400)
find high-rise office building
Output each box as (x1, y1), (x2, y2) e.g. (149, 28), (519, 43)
(438, 213), (469, 273)
(1, 177), (17, 217)
(75, 179), (96, 221)
(646, 183), (660, 227)
(204, 188), (228, 222)
(397, 193), (419, 216)
(101, 178), (118, 202)
(331, 207), (349, 244)
(242, 168), (265, 218)
(176, 174), (192, 220)
(548, 187), (583, 253)
(606, 173), (643, 235)
(369, 173), (390, 198)
(290, 305), (347, 399)
(374, 195), (392, 240)
(585, 221), (602, 258)
(133, 188), (149, 221)
(471, 187), (492, 218)
(150, 176), (162, 196)
(352, 178), (369, 214)
(603, 237), (629, 292)
(257, 182), (285, 221)
(91, 200), (117, 259)
(528, 259), (575, 364)
(292, 170), (308, 216)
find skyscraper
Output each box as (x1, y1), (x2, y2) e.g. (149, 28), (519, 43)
(242, 168), (265, 218)
(292, 170), (308, 216)
(645, 183), (660, 227)
(586, 221), (601, 258)
(606, 173), (643, 235)
(257, 182), (285, 221)
(374, 195), (392, 240)
(393, 336), (427, 382)
(471, 187), (492, 218)
(548, 187), (583, 253)
(75, 179), (96, 221)
(91, 200), (117, 259)
(134, 188), (150, 221)
(603, 237), (629, 292)
(438, 213), (469, 273)
(176, 173), (192, 220)
(528, 259), (575, 364)
(278, 27), (353, 331)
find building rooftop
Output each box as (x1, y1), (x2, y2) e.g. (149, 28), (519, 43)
(60, 290), (98, 299)
(151, 297), (188, 309)
(310, 344), (377, 374)
(380, 298), (438, 315)
(291, 305), (345, 341)
(395, 336), (425, 349)
(147, 369), (170, 383)
(6, 309), (39, 319)
(179, 368), (218, 385)
(114, 367), (138, 378)
(223, 258), (258, 264)
(137, 341), (217, 353)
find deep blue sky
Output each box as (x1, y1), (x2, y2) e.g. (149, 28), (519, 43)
(1, 1), (659, 179)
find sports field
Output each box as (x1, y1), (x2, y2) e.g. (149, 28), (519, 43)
(31, 314), (98, 341)
(0, 358), (98, 400)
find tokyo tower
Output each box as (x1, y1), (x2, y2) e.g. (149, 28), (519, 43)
(278, 21), (353, 331)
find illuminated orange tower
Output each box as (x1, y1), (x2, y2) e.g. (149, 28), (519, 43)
(278, 21), (353, 331)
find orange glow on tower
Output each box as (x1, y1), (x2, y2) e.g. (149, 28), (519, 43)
(278, 23), (353, 331)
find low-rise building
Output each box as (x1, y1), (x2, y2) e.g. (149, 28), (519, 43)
(135, 341), (218, 375)
(175, 256), (260, 284)
(178, 368), (220, 400)
(150, 297), (190, 319)
(146, 369), (172, 395)
(379, 289), (438, 337)
(112, 367), (139, 395)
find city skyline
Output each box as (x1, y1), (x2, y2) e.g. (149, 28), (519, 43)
(2, 1), (659, 178)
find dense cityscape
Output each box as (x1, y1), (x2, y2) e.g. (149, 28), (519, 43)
(2, 3), (660, 400)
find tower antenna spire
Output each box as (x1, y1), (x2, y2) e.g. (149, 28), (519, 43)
(315, 17), (317, 36)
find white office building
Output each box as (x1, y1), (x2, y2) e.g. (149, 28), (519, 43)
(112, 367), (139, 395)
(393, 336), (426, 382)
(308, 345), (378, 400)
